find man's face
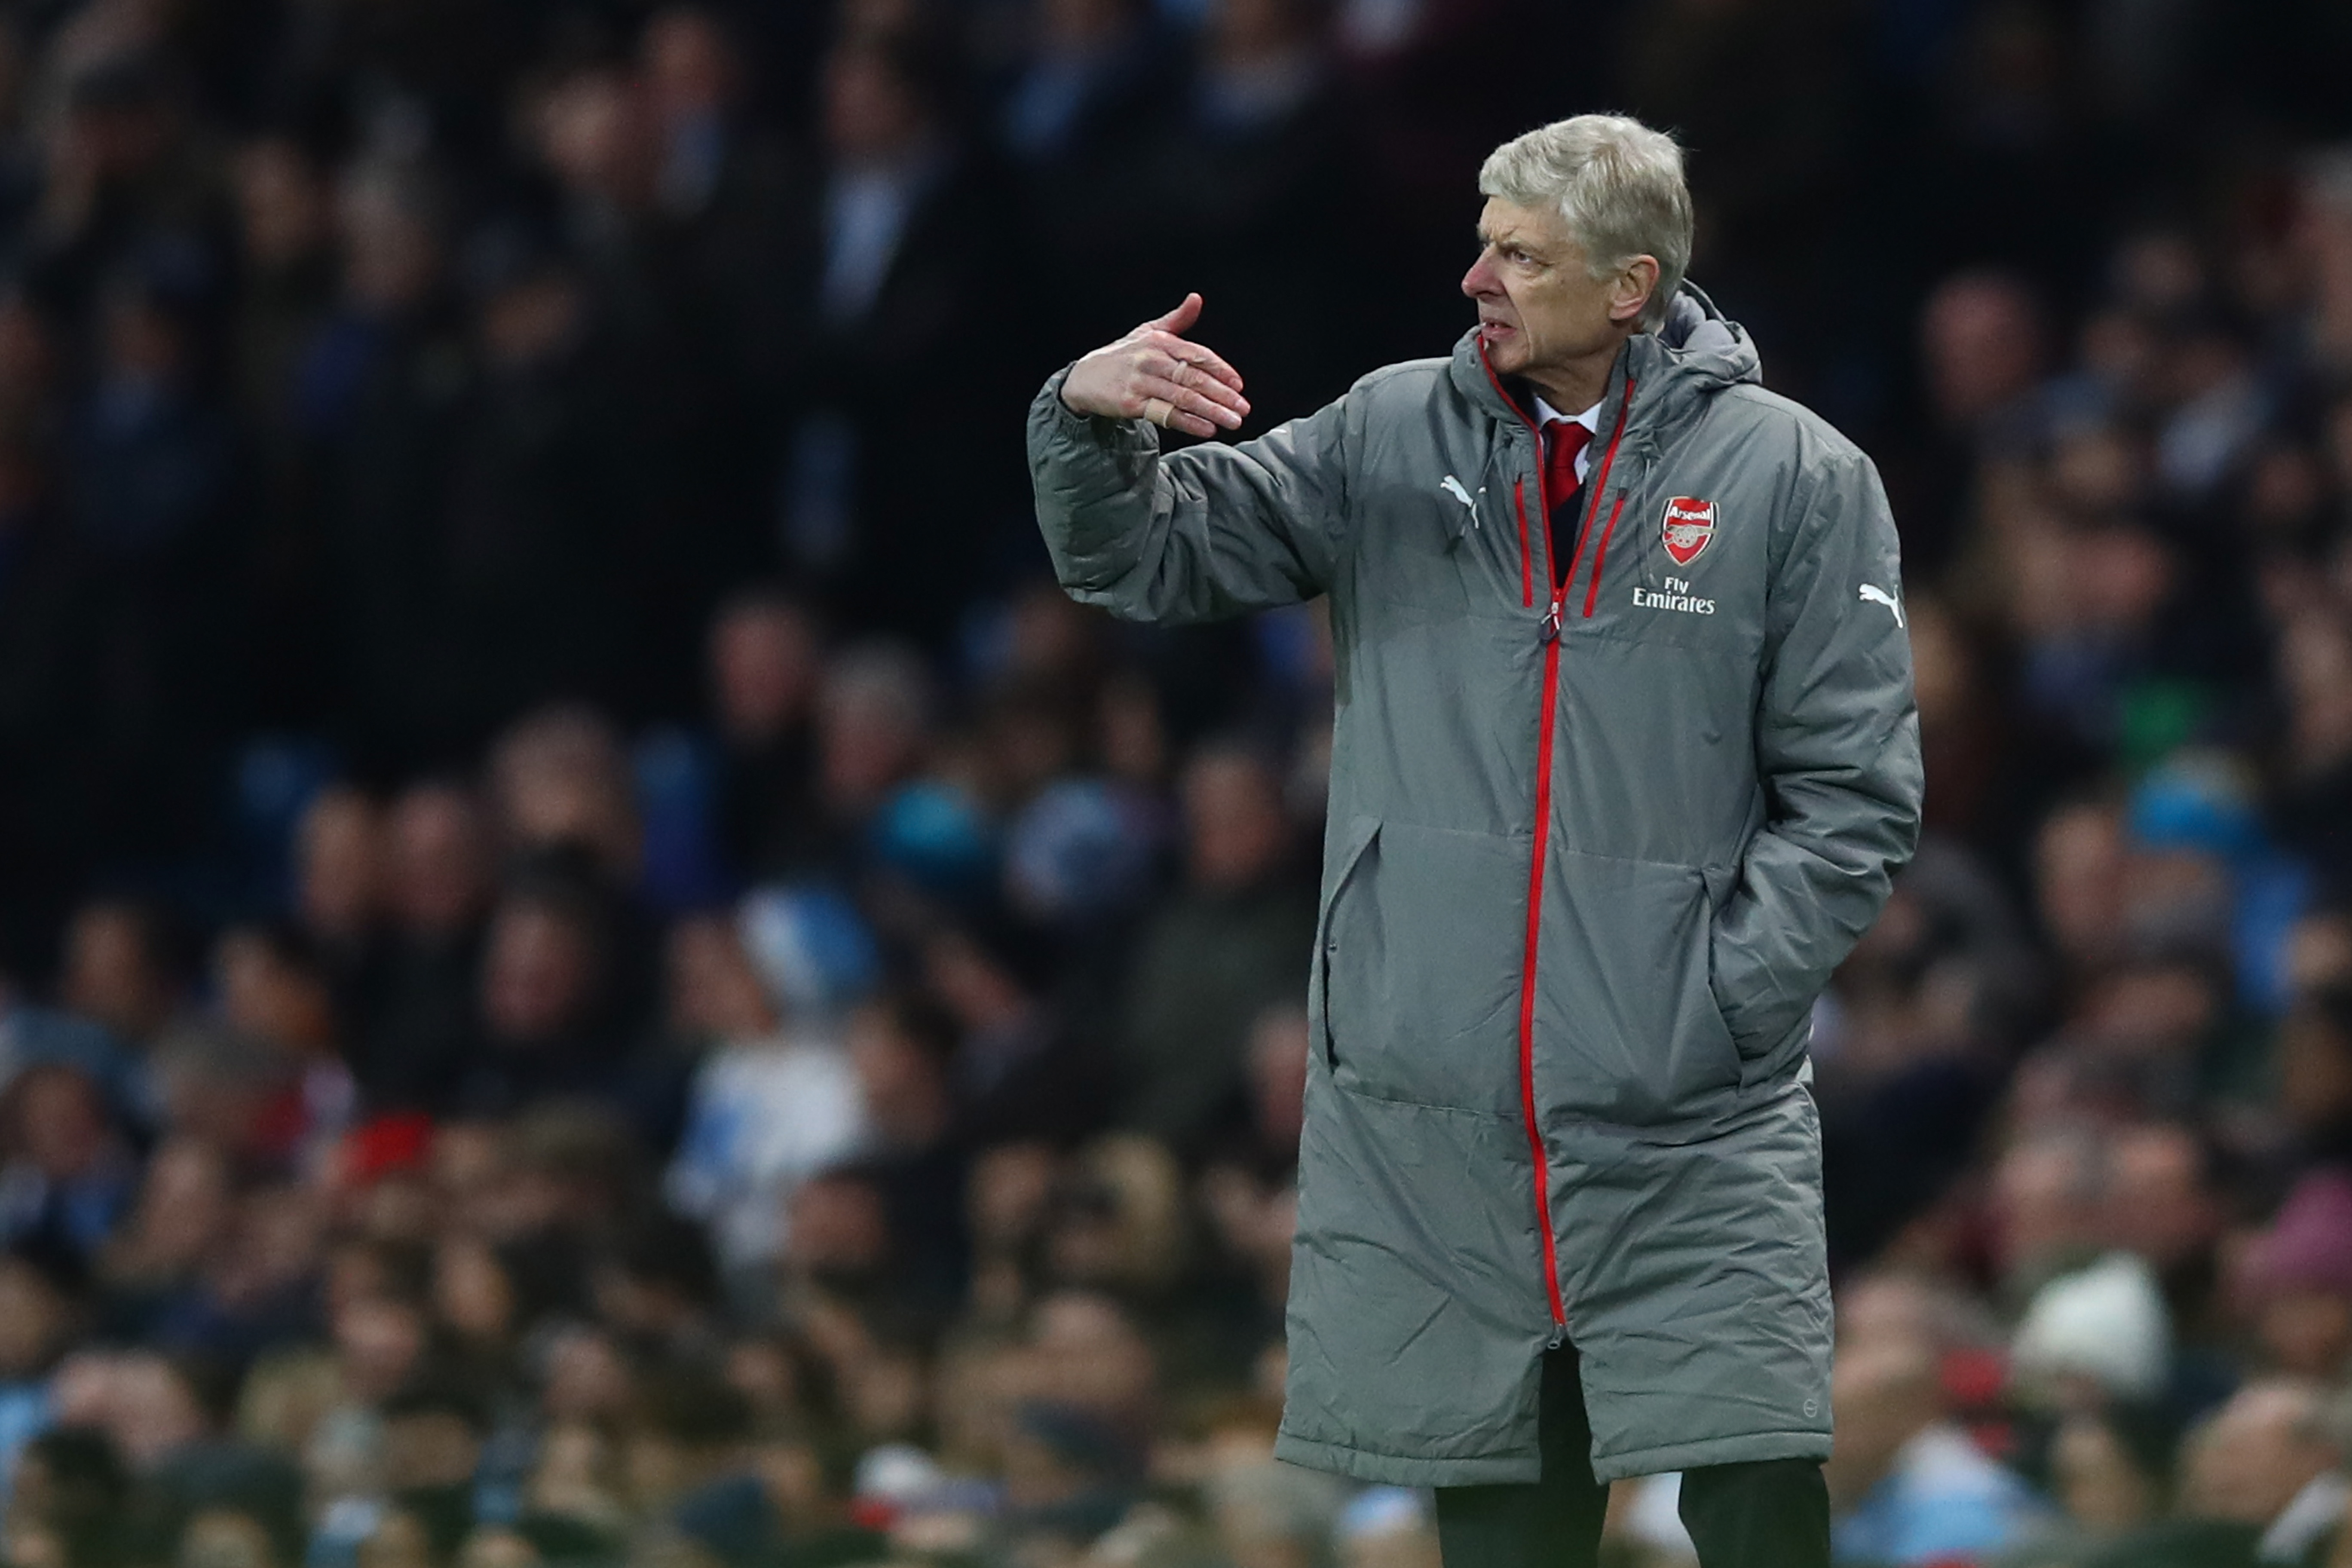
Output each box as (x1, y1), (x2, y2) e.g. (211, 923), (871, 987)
(1461, 198), (1639, 386)
(482, 904), (593, 1044)
(1182, 753), (1286, 892)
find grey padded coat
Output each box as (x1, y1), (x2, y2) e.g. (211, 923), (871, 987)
(1026, 286), (1922, 1485)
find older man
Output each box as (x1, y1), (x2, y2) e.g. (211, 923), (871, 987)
(1027, 115), (1920, 1567)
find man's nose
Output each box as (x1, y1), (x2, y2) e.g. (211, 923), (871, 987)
(1461, 252), (1497, 298)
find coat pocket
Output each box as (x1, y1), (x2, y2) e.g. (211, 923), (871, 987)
(1309, 815), (1381, 1074)
(1537, 850), (1742, 1128)
(1320, 818), (1525, 1117)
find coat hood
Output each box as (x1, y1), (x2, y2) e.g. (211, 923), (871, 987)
(1646, 281), (1760, 390)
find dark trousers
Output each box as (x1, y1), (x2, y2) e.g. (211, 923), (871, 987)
(1434, 1345), (1830, 1568)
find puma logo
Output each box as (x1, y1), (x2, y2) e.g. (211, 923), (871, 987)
(1859, 584), (1905, 628)
(1440, 475), (1480, 523)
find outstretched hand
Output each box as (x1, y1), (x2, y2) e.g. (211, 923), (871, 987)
(1059, 294), (1251, 439)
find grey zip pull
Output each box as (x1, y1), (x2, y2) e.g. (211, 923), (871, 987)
(1546, 1323), (1569, 1351)
(1540, 601), (1564, 643)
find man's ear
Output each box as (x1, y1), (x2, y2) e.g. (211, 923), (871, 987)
(1609, 256), (1661, 327)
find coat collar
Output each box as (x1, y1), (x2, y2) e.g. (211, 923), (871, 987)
(1445, 282), (1761, 458)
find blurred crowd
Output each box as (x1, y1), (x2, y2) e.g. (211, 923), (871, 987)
(2, 0), (2352, 1567)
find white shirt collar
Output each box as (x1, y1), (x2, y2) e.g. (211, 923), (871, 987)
(1532, 395), (1602, 431)
(1531, 397), (1603, 484)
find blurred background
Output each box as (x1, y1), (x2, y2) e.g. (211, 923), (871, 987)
(0, 0), (2351, 1565)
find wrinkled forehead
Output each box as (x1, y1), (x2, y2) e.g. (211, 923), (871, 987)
(1476, 196), (1583, 261)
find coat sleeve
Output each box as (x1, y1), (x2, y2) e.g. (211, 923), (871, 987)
(1709, 443), (1923, 1060)
(1026, 365), (1347, 623)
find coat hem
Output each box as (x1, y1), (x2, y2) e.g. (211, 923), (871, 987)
(1273, 1429), (1540, 1487)
(1589, 1428), (1831, 1484)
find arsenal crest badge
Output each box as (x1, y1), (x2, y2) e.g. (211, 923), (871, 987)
(1660, 496), (1717, 567)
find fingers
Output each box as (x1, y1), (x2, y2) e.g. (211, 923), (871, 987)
(1144, 398), (1221, 440)
(1135, 295), (1246, 391)
(1165, 338), (1245, 394)
(1131, 321), (1243, 394)
(1156, 354), (1250, 422)
(1103, 294), (1250, 437)
(1147, 292), (1204, 334)
(1137, 374), (1242, 435)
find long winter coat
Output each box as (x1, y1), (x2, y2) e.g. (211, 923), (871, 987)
(1026, 286), (1922, 1484)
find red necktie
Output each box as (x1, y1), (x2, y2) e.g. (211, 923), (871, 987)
(1544, 420), (1593, 590)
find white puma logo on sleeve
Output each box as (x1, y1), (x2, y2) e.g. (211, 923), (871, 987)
(1859, 584), (1905, 627)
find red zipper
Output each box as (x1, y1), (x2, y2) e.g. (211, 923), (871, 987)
(1582, 495), (1629, 619)
(1479, 344), (1635, 1347)
(1513, 477), (1533, 608)
(1519, 628), (1566, 1340)
(1564, 392), (1633, 619)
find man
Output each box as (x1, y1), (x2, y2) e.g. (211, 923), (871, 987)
(1027, 114), (1921, 1567)
(779, 31), (1028, 645)
(1825, 1335), (2047, 1564)
(1118, 744), (1317, 1151)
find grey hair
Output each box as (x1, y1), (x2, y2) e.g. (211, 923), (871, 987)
(1479, 114), (1693, 332)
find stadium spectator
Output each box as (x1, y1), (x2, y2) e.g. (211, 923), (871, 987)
(1115, 745), (1312, 1151)
(663, 912), (868, 1289)
(704, 589), (824, 881)
(1827, 1335), (2050, 1563)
